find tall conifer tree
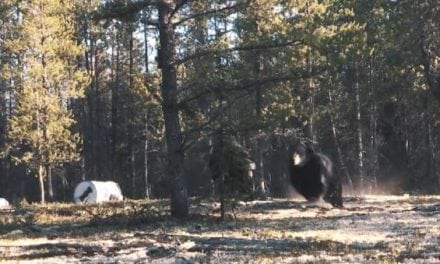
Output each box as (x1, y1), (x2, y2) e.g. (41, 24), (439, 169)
(6, 0), (89, 203)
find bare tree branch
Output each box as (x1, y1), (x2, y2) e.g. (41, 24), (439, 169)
(181, 88), (250, 151)
(170, 0), (189, 19)
(173, 1), (247, 28)
(178, 65), (326, 109)
(93, 0), (156, 24)
(177, 39), (305, 65)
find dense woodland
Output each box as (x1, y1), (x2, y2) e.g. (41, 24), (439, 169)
(0, 0), (439, 218)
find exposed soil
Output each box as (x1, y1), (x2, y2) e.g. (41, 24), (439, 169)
(1, 195), (439, 263)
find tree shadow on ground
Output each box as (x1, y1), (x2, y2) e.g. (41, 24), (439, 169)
(1, 197), (439, 262)
(1, 242), (106, 260)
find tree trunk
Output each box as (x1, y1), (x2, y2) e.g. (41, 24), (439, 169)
(81, 157), (86, 181)
(94, 46), (104, 180)
(0, 79), (6, 194)
(111, 32), (120, 181)
(38, 164), (45, 204)
(46, 164), (53, 200)
(211, 130), (226, 220)
(143, 12), (151, 199)
(306, 78), (316, 142)
(220, 170), (225, 221)
(328, 88), (353, 193)
(253, 50), (267, 198)
(144, 111), (151, 198)
(131, 146), (137, 197)
(158, 0), (188, 218)
(368, 58), (378, 192)
(305, 0), (316, 143)
(143, 11), (150, 74)
(425, 99), (438, 191)
(83, 9), (96, 181)
(354, 61), (364, 192)
(128, 25), (136, 197)
(254, 140), (266, 197)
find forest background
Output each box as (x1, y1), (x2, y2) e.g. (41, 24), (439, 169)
(0, 0), (439, 218)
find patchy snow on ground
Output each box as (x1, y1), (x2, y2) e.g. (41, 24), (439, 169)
(0, 195), (439, 263)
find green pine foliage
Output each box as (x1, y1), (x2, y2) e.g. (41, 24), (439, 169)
(210, 135), (253, 196)
(5, 0), (89, 203)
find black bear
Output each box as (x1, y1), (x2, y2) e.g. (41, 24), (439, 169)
(289, 142), (343, 207)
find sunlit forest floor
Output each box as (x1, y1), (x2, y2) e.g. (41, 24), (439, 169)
(0, 195), (439, 263)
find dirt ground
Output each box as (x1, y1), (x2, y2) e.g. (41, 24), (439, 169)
(0, 195), (440, 263)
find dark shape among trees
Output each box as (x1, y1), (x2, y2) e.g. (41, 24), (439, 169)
(209, 131), (254, 220)
(209, 134), (253, 195)
(289, 142), (343, 208)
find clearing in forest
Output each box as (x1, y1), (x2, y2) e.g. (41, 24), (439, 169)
(0, 195), (439, 263)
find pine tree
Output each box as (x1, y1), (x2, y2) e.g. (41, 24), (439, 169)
(0, 0), (15, 195)
(6, 0), (89, 204)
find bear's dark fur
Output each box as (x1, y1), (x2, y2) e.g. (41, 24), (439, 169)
(289, 143), (343, 207)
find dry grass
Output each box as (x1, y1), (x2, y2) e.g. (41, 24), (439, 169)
(1, 195), (440, 263)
